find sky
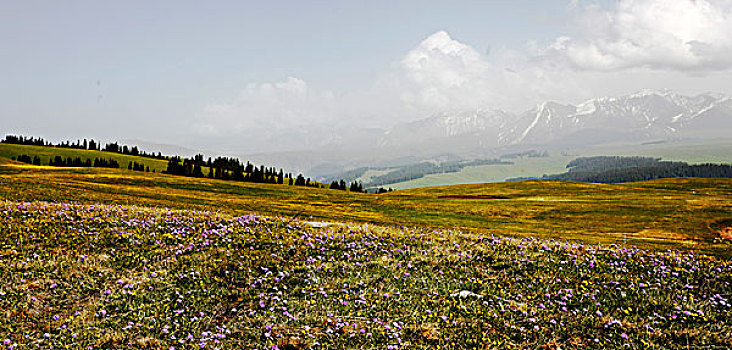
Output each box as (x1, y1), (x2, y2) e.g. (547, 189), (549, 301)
(2, 0), (732, 153)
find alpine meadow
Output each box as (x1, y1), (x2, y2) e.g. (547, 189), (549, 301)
(2, 1), (732, 349)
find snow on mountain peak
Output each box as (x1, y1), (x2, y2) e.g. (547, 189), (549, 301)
(575, 100), (597, 115)
(628, 88), (675, 99)
(378, 89), (730, 151)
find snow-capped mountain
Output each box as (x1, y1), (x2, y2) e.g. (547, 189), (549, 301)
(239, 89), (731, 177)
(504, 89), (732, 145)
(378, 109), (510, 148)
(382, 89), (732, 150)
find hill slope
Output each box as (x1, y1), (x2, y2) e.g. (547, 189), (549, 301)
(0, 143), (169, 172)
(381, 139), (732, 189)
(1, 200), (729, 349)
(1, 161), (730, 255)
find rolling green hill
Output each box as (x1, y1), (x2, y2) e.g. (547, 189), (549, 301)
(388, 155), (574, 189)
(0, 143), (169, 172)
(385, 139), (732, 189)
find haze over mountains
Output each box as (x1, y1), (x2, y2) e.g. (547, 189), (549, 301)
(368, 89), (732, 149)
(237, 89), (732, 178)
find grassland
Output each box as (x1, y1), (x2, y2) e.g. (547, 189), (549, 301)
(386, 138), (732, 190)
(0, 156), (731, 256)
(1, 201), (730, 349)
(388, 155), (574, 190)
(0, 143), (170, 172)
(1, 153), (732, 348)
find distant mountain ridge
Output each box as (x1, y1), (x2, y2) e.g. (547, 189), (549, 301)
(382, 89), (732, 150)
(236, 89), (732, 179)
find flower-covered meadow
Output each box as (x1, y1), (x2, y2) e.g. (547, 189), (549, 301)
(1, 201), (730, 349)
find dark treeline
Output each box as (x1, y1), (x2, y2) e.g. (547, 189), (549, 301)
(3, 135), (51, 147)
(565, 156), (665, 173)
(2, 135), (167, 160)
(329, 179), (364, 192)
(102, 142), (166, 160)
(370, 187), (394, 194)
(541, 156), (732, 183)
(164, 155), (286, 184)
(49, 156), (121, 169)
(164, 154), (365, 192)
(12, 153), (121, 168)
(128, 161), (150, 172)
(4, 134), (364, 193)
(13, 154), (41, 165)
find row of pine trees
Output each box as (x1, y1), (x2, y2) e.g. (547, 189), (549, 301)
(329, 179), (364, 192)
(5, 134), (366, 193)
(163, 155), (365, 191)
(544, 156), (732, 183)
(13, 154), (122, 169)
(2, 135), (167, 160)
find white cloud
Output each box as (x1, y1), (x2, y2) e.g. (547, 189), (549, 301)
(193, 77), (336, 136)
(397, 30), (493, 111)
(194, 12), (732, 153)
(195, 31), (590, 141)
(393, 31), (585, 115)
(545, 0), (732, 71)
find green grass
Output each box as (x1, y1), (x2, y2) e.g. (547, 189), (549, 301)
(388, 155), (575, 190)
(384, 139), (732, 190)
(0, 143), (169, 172)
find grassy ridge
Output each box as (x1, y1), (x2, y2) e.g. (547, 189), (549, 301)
(0, 143), (315, 187)
(0, 143), (169, 172)
(1, 159), (730, 256)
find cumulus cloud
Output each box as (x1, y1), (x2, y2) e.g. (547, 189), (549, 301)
(545, 0), (732, 71)
(194, 2), (732, 152)
(193, 77), (336, 136)
(397, 31), (493, 111)
(394, 31), (585, 114)
(196, 31), (590, 142)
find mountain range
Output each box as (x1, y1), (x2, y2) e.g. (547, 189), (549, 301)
(233, 89), (732, 178)
(382, 89), (732, 149)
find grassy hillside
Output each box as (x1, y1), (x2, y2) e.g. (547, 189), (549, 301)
(0, 143), (169, 172)
(1, 201), (729, 349)
(1, 160), (730, 256)
(384, 139), (732, 190)
(388, 155), (574, 190)
(1, 151), (731, 348)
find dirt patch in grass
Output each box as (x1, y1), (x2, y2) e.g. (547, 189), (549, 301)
(708, 218), (732, 240)
(438, 195), (509, 200)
